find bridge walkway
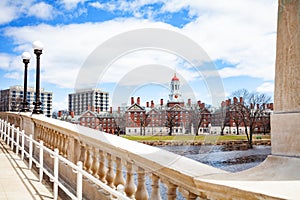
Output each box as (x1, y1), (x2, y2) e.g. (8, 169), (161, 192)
(0, 140), (54, 200)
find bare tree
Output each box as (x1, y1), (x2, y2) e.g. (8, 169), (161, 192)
(211, 104), (230, 135)
(230, 89), (250, 103)
(260, 112), (271, 134)
(190, 104), (211, 135)
(139, 113), (150, 136)
(246, 93), (271, 148)
(113, 111), (126, 135)
(229, 104), (244, 135)
(164, 110), (180, 136)
(230, 89), (271, 148)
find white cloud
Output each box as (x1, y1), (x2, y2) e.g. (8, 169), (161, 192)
(89, 0), (165, 19)
(60, 0), (86, 10)
(256, 82), (274, 93)
(52, 96), (68, 111)
(4, 71), (21, 80)
(88, 0), (278, 81)
(28, 2), (54, 20)
(0, 53), (13, 70)
(181, 0), (277, 81)
(0, 0), (56, 24)
(0, 1), (17, 24)
(3, 19), (178, 89)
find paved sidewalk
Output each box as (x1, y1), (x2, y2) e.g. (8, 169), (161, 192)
(0, 141), (54, 200)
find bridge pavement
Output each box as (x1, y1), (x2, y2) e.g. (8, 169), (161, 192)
(0, 141), (54, 200)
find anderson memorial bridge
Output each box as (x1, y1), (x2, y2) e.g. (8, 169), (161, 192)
(0, 1), (299, 199)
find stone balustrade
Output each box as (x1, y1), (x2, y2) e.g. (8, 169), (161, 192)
(0, 112), (283, 199)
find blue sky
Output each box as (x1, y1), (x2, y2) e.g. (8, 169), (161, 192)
(0, 0), (278, 112)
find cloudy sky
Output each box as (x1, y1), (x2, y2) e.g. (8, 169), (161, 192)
(0, 0), (278, 111)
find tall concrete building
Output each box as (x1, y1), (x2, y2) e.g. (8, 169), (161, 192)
(0, 85), (53, 117)
(68, 88), (109, 116)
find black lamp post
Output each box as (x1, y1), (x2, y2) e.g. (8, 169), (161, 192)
(32, 41), (44, 114)
(21, 52), (31, 112)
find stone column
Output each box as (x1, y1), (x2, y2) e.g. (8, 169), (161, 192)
(272, 0), (300, 156)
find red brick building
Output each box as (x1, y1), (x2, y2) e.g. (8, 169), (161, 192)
(74, 74), (272, 136)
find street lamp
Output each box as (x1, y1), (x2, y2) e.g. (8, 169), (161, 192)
(21, 52), (31, 112)
(32, 41), (44, 114)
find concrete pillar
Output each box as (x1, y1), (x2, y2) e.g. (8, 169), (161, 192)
(272, 0), (300, 157)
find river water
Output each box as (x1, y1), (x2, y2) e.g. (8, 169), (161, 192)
(159, 145), (271, 172)
(141, 145), (271, 199)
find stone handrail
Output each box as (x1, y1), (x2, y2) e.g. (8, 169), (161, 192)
(0, 112), (279, 199)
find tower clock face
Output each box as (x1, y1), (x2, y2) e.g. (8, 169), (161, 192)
(175, 95), (178, 98)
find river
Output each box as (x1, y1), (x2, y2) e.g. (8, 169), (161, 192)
(138, 145), (271, 199)
(159, 145), (271, 172)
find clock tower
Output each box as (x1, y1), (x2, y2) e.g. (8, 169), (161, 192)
(168, 74), (183, 105)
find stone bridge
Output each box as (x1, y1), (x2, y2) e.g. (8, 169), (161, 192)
(0, 0), (299, 199)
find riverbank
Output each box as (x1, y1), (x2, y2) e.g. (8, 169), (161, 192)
(140, 139), (270, 150)
(122, 135), (271, 150)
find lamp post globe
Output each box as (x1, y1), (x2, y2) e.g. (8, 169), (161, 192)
(32, 41), (44, 51)
(32, 41), (44, 114)
(22, 52), (31, 60)
(21, 52), (31, 112)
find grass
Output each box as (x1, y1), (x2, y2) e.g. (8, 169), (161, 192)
(121, 134), (270, 141)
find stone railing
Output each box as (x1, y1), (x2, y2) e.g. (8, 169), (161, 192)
(0, 112), (277, 199)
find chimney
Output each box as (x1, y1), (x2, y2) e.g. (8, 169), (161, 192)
(188, 98), (191, 106)
(221, 101), (226, 107)
(91, 106), (95, 112)
(58, 111), (62, 117)
(131, 97), (134, 105)
(226, 100), (229, 106)
(97, 107), (100, 113)
(200, 103), (205, 109)
(197, 100), (201, 107)
(270, 103), (274, 110)
(233, 97), (238, 104)
(146, 102), (149, 107)
(256, 104), (260, 109)
(151, 100), (154, 108)
(69, 111), (74, 118)
(118, 106), (120, 113)
(239, 97), (243, 104)
(88, 105), (91, 111)
(160, 99), (164, 106)
(250, 103), (254, 109)
(110, 107), (112, 113)
(137, 97), (140, 105)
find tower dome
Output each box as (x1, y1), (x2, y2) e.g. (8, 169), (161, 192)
(172, 74), (180, 81)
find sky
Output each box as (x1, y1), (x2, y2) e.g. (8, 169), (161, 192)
(0, 0), (278, 112)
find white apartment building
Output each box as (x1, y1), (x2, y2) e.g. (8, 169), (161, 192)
(0, 85), (53, 117)
(68, 88), (109, 116)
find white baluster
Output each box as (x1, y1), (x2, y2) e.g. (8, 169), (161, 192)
(62, 134), (68, 157)
(125, 162), (136, 199)
(16, 127), (20, 154)
(135, 167), (148, 200)
(166, 182), (177, 200)
(79, 143), (87, 169)
(85, 145), (93, 173)
(106, 153), (115, 188)
(10, 125), (15, 149)
(114, 157), (125, 187)
(91, 147), (100, 177)
(6, 123), (10, 145)
(97, 150), (107, 183)
(151, 174), (161, 200)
